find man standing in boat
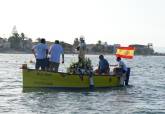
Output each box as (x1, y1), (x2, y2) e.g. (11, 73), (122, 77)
(32, 38), (48, 70)
(77, 36), (86, 61)
(49, 40), (64, 72)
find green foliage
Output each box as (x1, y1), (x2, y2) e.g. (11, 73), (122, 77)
(67, 58), (93, 74)
(21, 33), (25, 40)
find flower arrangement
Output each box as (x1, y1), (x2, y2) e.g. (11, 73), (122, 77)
(67, 58), (93, 74)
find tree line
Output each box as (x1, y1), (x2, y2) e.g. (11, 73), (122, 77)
(8, 32), (32, 50)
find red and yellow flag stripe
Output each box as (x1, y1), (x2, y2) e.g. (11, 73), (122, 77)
(115, 47), (135, 59)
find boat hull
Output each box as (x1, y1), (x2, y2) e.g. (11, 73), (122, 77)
(22, 69), (122, 89)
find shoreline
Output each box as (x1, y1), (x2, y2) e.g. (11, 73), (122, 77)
(0, 49), (31, 54)
(0, 50), (165, 56)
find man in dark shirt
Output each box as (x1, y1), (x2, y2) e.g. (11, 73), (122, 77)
(98, 55), (110, 74)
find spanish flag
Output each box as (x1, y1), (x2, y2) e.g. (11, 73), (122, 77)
(115, 47), (135, 59)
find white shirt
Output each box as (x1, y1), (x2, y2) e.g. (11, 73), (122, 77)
(32, 43), (48, 59)
(49, 44), (64, 63)
(118, 60), (127, 72)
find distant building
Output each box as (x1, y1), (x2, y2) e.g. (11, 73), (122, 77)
(0, 38), (10, 49)
(129, 44), (154, 55)
(0, 38), (3, 48)
(17, 38), (32, 50)
(147, 43), (153, 49)
(86, 44), (95, 53)
(24, 39), (33, 49)
(60, 42), (73, 53)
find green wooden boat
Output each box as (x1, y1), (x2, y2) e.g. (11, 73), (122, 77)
(22, 68), (127, 89)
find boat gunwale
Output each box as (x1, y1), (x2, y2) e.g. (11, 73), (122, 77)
(23, 69), (122, 77)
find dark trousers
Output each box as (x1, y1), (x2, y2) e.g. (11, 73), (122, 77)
(99, 68), (110, 75)
(36, 59), (46, 70)
(125, 68), (130, 85)
(49, 62), (60, 72)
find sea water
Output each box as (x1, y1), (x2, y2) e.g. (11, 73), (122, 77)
(0, 54), (165, 114)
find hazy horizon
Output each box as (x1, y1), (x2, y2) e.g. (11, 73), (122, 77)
(1, 0), (165, 51)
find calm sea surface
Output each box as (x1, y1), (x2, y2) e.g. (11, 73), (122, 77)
(0, 54), (165, 114)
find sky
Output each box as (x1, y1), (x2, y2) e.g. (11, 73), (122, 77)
(0, 0), (165, 52)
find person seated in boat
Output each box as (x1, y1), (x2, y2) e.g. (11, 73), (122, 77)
(32, 38), (48, 70)
(49, 40), (64, 72)
(96, 55), (110, 75)
(116, 57), (127, 73)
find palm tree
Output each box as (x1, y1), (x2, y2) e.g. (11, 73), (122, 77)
(8, 33), (21, 49)
(20, 33), (25, 49)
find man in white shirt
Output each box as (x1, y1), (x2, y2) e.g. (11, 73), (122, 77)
(116, 57), (128, 85)
(49, 40), (64, 72)
(32, 38), (48, 70)
(116, 57), (127, 73)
